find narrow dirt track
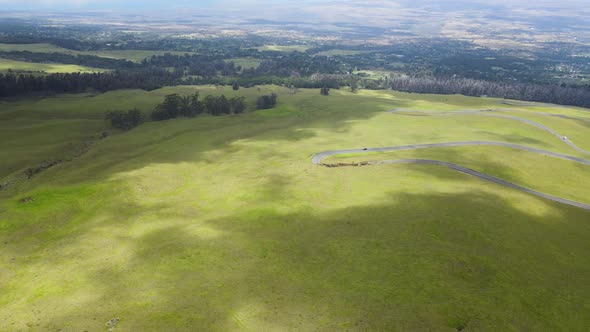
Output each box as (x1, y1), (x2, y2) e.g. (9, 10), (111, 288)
(312, 109), (590, 211)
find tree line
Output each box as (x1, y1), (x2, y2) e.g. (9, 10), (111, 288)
(107, 92), (278, 130)
(151, 92), (247, 120)
(0, 51), (139, 70)
(106, 109), (142, 130)
(0, 69), (180, 97)
(385, 76), (590, 108)
(256, 93), (277, 109)
(143, 53), (240, 77)
(2, 63), (590, 109)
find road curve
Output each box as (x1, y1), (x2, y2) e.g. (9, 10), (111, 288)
(374, 159), (590, 211)
(313, 110), (590, 210)
(388, 109), (590, 156)
(312, 141), (590, 166)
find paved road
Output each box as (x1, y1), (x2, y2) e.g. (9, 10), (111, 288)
(312, 141), (590, 166)
(374, 159), (590, 211)
(313, 110), (590, 211)
(388, 109), (590, 156)
(496, 100), (586, 109)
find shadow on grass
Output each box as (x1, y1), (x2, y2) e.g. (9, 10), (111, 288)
(3, 90), (590, 330)
(474, 130), (550, 147)
(3, 188), (590, 331)
(569, 116), (590, 130)
(335, 146), (530, 186)
(0, 92), (416, 191)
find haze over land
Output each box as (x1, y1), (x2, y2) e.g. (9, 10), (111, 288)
(2, 0), (590, 51)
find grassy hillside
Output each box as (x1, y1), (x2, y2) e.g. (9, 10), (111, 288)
(0, 43), (194, 62)
(224, 58), (262, 70)
(0, 43), (70, 53)
(256, 45), (310, 52)
(85, 50), (195, 62)
(314, 50), (370, 56)
(1, 87), (590, 331)
(0, 58), (105, 73)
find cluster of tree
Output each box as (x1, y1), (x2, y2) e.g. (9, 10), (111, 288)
(183, 75), (344, 89)
(243, 53), (346, 77)
(386, 76), (590, 108)
(0, 51), (139, 70)
(3, 66), (589, 109)
(151, 92), (247, 121)
(3, 24), (590, 92)
(0, 26), (270, 55)
(0, 69), (180, 97)
(106, 109), (142, 130)
(203, 95), (246, 115)
(144, 53), (240, 77)
(256, 93), (278, 109)
(1, 36), (589, 109)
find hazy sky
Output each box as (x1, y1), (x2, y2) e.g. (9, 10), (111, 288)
(0, 0), (216, 10)
(0, 0), (585, 11)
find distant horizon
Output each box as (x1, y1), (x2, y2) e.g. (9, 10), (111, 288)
(1, 0), (588, 31)
(0, 0), (587, 12)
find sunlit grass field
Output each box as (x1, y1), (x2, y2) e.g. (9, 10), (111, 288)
(1, 87), (590, 331)
(0, 43), (195, 62)
(256, 45), (310, 52)
(314, 50), (370, 56)
(224, 58), (262, 70)
(0, 43), (72, 53)
(0, 58), (105, 73)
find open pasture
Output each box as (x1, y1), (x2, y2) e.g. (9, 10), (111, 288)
(1, 87), (590, 331)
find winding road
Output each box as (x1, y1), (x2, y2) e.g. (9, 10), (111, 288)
(388, 109), (590, 156)
(312, 109), (590, 211)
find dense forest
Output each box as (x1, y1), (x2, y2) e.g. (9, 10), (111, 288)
(1, 23), (590, 108)
(0, 69), (180, 96)
(0, 51), (139, 69)
(2, 68), (589, 108)
(386, 76), (590, 108)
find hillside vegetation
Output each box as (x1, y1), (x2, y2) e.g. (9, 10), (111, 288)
(0, 58), (105, 73)
(1, 86), (590, 331)
(0, 43), (195, 62)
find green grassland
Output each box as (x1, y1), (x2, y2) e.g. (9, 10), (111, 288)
(354, 69), (403, 80)
(1, 87), (590, 331)
(224, 58), (262, 70)
(0, 43), (69, 53)
(314, 50), (370, 56)
(256, 44), (311, 52)
(0, 43), (194, 62)
(85, 50), (194, 62)
(0, 58), (105, 73)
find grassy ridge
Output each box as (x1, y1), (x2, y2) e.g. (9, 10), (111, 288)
(314, 50), (370, 56)
(1, 87), (590, 330)
(0, 58), (105, 73)
(256, 45), (310, 52)
(224, 58), (262, 70)
(0, 43), (70, 53)
(0, 43), (195, 62)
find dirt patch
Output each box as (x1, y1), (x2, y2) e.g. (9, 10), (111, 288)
(24, 160), (62, 179)
(1, 139), (96, 192)
(18, 196), (34, 204)
(106, 318), (120, 331)
(322, 161), (369, 167)
(0, 181), (13, 190)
